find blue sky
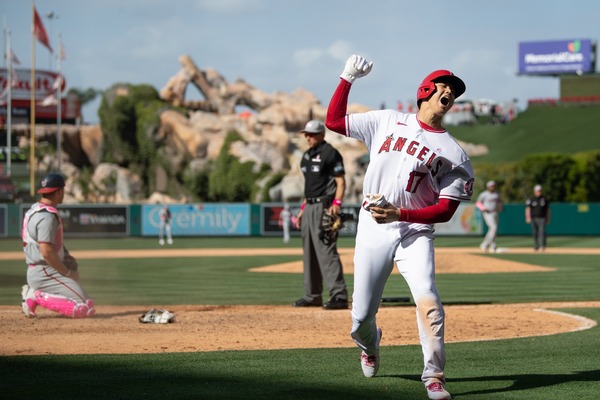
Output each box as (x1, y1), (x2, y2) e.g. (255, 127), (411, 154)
(2, 0), (599, 123)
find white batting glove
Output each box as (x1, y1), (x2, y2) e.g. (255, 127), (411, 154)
(340, 55), (373, 83)
(362, 193), (391, 212)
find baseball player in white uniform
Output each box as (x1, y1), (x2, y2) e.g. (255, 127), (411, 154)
(159, 205), (173, 245)
(326, 55), (474, 400)
(476, 180), (504, 252)
(21, 173), (95, 318)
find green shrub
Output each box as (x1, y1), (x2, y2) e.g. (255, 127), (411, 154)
(207, 131), (272, 202)
(519, 153), (574, 202)
(567, 150), (600, 202)
(99, 83), (184, 197)
(473, 151), (599, 203)
(260, 172), (287, 202)
(98, 91), (137, 165)
(182, 162), (213, 201)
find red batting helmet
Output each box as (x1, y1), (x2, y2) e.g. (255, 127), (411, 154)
(416, 70), (466, 108)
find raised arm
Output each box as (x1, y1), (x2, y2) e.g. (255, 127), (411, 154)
(325, 55), (373, 135)
(325, 80), (352, 135)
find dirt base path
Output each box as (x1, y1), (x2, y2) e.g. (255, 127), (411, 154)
(1, 302), (598, 356)
(2, 246), (598, 356)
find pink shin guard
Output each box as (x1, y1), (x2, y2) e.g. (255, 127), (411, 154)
(34, 291), (96, 318)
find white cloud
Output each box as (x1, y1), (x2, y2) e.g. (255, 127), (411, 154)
(194, 0), (265, 14)
(293, 40), (354, 69)
(293, 48), (324, 68)
(327, 40), (353, 61)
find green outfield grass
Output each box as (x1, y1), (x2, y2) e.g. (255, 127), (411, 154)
(450, 104), (600, 164)
(1, 236), (599, 399)
(2, 234), (600, 252)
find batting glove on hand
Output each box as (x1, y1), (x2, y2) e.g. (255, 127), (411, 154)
(340, 55), (373, 83)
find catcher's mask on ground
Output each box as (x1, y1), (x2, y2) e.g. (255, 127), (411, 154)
(139, 308), (176, 324)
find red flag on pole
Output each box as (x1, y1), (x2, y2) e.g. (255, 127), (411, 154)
(33, 6), (53, 53)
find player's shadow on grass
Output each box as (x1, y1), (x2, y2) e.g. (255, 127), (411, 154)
(394, 370), (600, 397)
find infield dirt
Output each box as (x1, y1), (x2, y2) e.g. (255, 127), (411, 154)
(1, 247), (598, 356)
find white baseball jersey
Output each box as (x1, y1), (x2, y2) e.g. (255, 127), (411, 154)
(347, 109), (474, 212)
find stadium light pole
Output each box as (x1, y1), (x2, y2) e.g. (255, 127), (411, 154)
(56, 31), (63, 172)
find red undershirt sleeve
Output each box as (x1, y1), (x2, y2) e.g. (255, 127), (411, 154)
(325, 79), (352, 135)
(326, 79), (460, 225)
(399, 198), (460, 224)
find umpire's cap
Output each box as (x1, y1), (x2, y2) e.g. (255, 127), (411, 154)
(301, 120), (325, 135)
(37, 173), (66, 194)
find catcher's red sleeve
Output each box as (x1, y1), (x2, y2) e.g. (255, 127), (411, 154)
(400, 198), (460, 224)
(325, 79), (351, 135)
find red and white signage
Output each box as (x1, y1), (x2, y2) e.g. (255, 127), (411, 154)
(0, 68), (66, 101)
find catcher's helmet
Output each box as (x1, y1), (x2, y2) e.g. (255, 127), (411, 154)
(416, 70), (466, 108)
(37, 173), (66, 194)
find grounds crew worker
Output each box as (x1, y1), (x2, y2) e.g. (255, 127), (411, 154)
(293, 120), (349, 310)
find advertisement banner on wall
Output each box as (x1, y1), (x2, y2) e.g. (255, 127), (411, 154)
(518, 39), (594, 75)
(142, 203), (251, 236)
(0, 205), (6, 237)
(20, 205), (129, 237)
(261, 203), (361, 237)
(434, 204), (482, 236)
(261, 203), (302, 237)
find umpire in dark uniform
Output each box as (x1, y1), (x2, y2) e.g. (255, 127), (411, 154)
(293, 120), (349, 310)
(525, 184), (551, 251)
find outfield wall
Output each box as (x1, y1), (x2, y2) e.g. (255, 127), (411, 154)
(1, 202), (598, 238)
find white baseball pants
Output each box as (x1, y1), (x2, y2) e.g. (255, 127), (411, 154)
(350, 208), (446, 386)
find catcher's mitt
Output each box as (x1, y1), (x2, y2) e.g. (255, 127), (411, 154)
(63, 254), (78, 271)
(320, 211), (343, 244)
(139, 308), (176, 324)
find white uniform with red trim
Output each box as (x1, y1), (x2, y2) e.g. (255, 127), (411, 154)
(345, 109), (474, 386)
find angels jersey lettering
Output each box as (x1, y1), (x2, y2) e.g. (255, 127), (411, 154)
(347, 109), (474, 210)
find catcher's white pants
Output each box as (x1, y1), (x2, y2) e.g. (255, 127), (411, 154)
(350, 208), (446, 386)
(26, 264), (95, 318)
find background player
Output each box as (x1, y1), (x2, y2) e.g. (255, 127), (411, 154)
(293, 120), (349, 310)
(476, 180), (504, 253)
(326, 55), (474, 400)
(21, 173), (95, 318)
(159, 205), (173, 245)
(525, 184), (550, 251)
(279, 203), (292, 243)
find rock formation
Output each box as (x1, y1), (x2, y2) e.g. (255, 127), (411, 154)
(6, 54), (486, 205)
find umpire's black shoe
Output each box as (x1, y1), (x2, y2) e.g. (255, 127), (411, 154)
(293, 298), (323, 307)
(322, 298), (349, 310)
